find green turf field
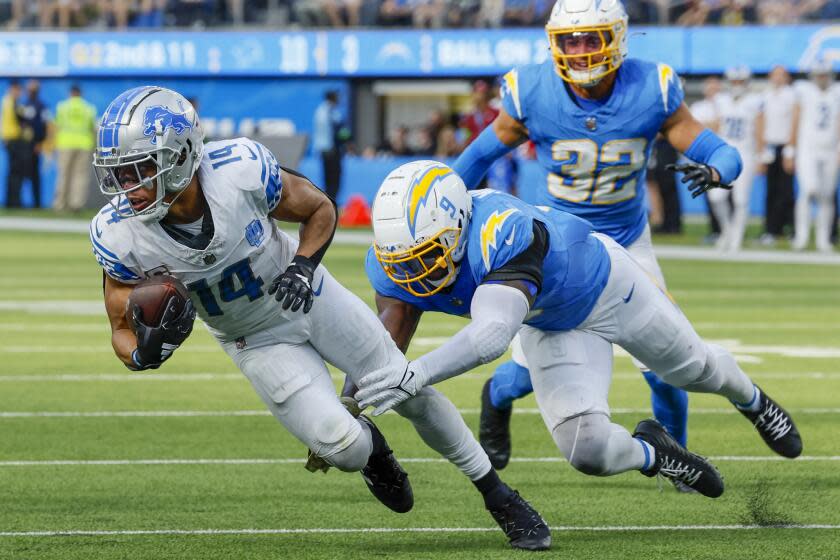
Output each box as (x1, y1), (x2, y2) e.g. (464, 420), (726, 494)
(0, 229), (838, 559)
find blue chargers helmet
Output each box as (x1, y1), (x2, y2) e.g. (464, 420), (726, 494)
(93, 86), (204, 222)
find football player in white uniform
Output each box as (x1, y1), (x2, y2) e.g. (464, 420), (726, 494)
(712, 66), (766, 252)
(789, 61), (840, 252)
(89, 86), (550, 551)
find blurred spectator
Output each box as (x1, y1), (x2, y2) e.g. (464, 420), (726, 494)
(502, 0), (535, 26)
(2, 80), (26, 208)
(712, 0), (757, 25)
(380, 125), (415, 156)
(18, 79), (51, 208)
(415, 0), (445, 28)
(434, 125), (460, 158)
(690, 76), (724, 239)
(53, 84), (96, 213)
(475, 0), (504, 27)
(379, 0), (413, 25)
(324, 0), (362, 27)
(294, 0), (327, 26)
(649, 136), (682, 234)
(458, 80), (499, 149)
(625, 0), (660, 23)
(446, 0), (481, 27)
(671, 0), (710, 25)
(131, 0), (166, 27)
(790, 63), (840, 252)
(313, 90), (347, 201)
(424, 109), (447, 154)
(170, 0), (215, 27)
(760, 65), (796, 245)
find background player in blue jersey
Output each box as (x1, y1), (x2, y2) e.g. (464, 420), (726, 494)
(452, 0), (743, 475)
(356, 160), (801, 499)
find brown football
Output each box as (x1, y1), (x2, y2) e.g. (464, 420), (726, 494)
(126, 274), (190, 332)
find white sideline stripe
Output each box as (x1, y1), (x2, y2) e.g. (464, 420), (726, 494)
(1, 407), (839, 419)
(0, 524), (838, 537)
(0, 456), (837, 467)
(4, 217), (840, 265)
(1, 321), (836, 333)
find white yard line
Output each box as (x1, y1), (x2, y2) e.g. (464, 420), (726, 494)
(0, 524), (838, 538)
(0, 407), (838, 418)
(0, 456), (837, 468)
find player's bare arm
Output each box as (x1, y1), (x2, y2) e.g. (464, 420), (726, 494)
(104, 274), (137, 367)
(492, 108), (530, 147)
(661, 102), (742, 198)
(375, 293), (424, 353)
(270, 168), (337, 261)
(453, 108), (527, 188)
(267, 169), (338, 313)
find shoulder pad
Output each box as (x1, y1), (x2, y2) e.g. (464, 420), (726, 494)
(656, 62), (684, 116)
(471, 205), (534, 274)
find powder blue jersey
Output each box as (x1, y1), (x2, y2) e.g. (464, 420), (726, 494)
(366, 190), (611, 331)
(500, 58), (684, 246)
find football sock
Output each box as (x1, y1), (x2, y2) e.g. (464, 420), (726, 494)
(363, 419), (387, 456)
(732, 385), (761, 413)
(472, 469), (513, 509)
(489, 360), (533, 409)
(642, 370), (689, 447)
(635, 438), (656, 472)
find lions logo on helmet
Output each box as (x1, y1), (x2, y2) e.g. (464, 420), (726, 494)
(372, 161), (472, 297)
(545, 0), (629, 87)
(93, 86), (204, 223)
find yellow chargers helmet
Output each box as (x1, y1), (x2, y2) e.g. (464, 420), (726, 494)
(372, 160), (472, 297)
(545, 0), (629, 87)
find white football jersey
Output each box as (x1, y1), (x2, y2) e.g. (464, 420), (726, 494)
(793, 80), (840, 151)
(689, 98), (719, 128)
(90, 137), (297, 343)
(715, 92), (763, 156)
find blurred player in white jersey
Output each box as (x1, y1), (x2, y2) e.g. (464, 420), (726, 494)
(789, 62), (840, 252)
(712, 66), (766, 252)
(88, 86), (550, 551)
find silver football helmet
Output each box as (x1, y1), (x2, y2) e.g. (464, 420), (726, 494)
(93, 86), (204, 222)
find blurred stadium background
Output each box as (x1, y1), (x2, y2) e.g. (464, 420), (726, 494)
(1, 2), (840, 559)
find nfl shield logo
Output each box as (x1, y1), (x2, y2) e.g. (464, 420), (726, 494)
(585, 117), (597, 131)
(245, 219), (265, 247)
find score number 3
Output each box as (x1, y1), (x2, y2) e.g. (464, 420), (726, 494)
(547, 138), (647, 205)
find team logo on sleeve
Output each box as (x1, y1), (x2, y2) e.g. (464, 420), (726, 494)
(142, 106), (194, 144)
(658, 63), (677, 112)
(480, 209), (517, 270)
(406, 164), (453, 236)
(245, 219), (265, 247)
(502, 69), (522, 120)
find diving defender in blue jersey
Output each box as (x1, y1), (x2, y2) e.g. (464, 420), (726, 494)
(452, 0), (743, 476)
(355, 160), (801, 498)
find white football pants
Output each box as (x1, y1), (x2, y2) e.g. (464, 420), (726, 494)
(221, 265), (490, 479)
(511, 224), (667, 374)
(707, 154), (755, 252)
(793, 150), (839, 252)
(518, 234), (756, 476)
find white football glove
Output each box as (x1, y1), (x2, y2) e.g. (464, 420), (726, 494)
(356, 360), (427, 416)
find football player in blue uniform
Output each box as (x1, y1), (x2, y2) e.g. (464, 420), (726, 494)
(357, 160), (801, 498)
(451, 0), (743, 475)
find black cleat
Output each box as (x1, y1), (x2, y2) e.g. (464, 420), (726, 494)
(634, 419), (724, 499)
(487, 486), (551, 551)
(479, 379), (512, 470)
(737, 386), (802, 458)
(359, 416), (414, 513)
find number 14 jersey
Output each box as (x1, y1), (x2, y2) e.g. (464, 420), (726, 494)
(90, 137), (296, 343)
(500, 58), (684, 246)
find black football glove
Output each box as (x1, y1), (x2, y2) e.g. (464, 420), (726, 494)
(666, 162), (733, 199)
(130, 296), (196, 371)
(268, 255), (316, 313)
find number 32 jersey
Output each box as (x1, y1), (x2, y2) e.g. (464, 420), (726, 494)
(89, 137), (295, 343)
(500, 58), (684, 246)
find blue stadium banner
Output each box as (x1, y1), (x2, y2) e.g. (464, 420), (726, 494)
(0, 25), (838, 78)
